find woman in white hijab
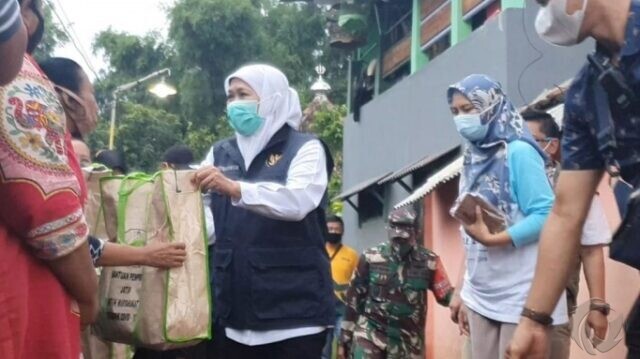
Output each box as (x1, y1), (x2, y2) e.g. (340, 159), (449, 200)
(194, 64), (334, 359)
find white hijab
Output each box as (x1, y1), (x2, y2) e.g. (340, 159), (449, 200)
(224, 64), (303, 169)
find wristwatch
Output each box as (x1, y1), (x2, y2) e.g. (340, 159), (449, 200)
(590, 302), (611, 316)
(521, 307), (553, 326)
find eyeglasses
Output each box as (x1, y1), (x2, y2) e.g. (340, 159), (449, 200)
(534, 137), (554, 145)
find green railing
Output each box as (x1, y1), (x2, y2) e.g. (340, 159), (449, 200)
(411, 0), (525, 74)
(349, 0), (526, 111)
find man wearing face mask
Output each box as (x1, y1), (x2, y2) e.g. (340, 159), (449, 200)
(323, 215), (358, 359)
(338, 208), (453, 359)
(507, 1), (640, 358)
(523, 111), (611, 359)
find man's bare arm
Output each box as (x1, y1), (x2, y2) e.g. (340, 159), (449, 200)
(582, 245), (606, 300)
(0, 3), (26, 85)
(524, 169), (603, 314)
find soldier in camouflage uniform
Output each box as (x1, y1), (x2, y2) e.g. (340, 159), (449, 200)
(338, 208), (454, 359)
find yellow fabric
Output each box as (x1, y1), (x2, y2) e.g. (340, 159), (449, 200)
(326, 243), (359, 303)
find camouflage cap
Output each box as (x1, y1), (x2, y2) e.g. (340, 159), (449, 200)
(388, 207), (417, 227)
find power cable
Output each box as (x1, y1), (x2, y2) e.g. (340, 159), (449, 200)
(516, 4), (544, 106)
(51, 0), (94, 66)
(43, 0), (100, 79)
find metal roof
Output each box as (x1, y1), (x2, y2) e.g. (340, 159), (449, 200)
(394, 156), (464, 209)
(333, 171), (393, 201)
(378, 146), (461, 186)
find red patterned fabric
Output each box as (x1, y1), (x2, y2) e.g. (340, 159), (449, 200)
(0, 55), (86, 359)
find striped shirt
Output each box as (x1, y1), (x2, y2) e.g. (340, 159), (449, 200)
(0, 0), (20, 43)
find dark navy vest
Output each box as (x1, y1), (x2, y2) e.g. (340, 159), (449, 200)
(209, 125), (335, 330)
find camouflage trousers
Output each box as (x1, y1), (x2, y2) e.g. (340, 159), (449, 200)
(349, 332), (422, 359)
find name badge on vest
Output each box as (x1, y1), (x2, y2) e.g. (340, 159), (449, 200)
(218, 165), (240, 174)
(266, 153), (283, 167)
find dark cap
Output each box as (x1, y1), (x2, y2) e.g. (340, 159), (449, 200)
(162, 144), (194, 170)
(95, 150), (128, 174)
(388, 208), (417, 227)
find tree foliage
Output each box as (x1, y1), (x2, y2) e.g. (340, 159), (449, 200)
(310, 104), (346, 215)
(92, 30), (174, 110)
(88, 102), (184, 172)
(33, 3), (69, 61)
(169, 0), (263, 126)
(88, 0), (348, 181)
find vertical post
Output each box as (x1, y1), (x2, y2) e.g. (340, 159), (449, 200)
(373, 4), (382, 95)
(501, 0), (525, 10)
(108, 92), (118, 150)
(346, 57), (353, 114)
(374, 42), (381, 95)
(410, 0), (428, 74)
(450, 0), (472, 46)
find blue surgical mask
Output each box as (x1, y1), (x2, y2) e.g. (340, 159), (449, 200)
(226, 100), (264, 136)
(454, 113), (489, 142)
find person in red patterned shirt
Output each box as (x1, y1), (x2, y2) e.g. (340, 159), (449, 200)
(0, 1), (98, 358)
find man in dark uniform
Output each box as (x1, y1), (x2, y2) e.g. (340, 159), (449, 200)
(508, 1), (640, 358)
(338, 208), (453, 359)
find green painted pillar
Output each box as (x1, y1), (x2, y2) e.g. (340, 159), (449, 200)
(450, 0), (471, 46)
(410, 0), (428, 74)
(501, 0), (526, 10)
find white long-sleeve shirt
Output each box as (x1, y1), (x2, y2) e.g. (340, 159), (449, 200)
(201, 139), (329, 346)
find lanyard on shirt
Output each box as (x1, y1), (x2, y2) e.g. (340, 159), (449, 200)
(330, 244), (343, 261)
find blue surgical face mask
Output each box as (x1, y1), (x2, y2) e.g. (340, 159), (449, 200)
(454, 113), (489, 142)
(226, 100), (264, 136)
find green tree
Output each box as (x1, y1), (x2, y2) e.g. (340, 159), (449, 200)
(184, 116), (234, 161)
(33, 3), (69, 61)
(261, 2), (324, 100)
(92, 30), (174, 110)
(169, 0), (264, 129)
(89, 0), (348, 177)
(89, 102), (184, 172)
(309, 104), (346, 215)
(261, 1), (348, 104)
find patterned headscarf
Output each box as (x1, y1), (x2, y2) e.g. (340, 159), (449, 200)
(447, 74), (544, 223)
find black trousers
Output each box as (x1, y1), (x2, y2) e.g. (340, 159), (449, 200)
(220, 330), (328, 359)
(133, 341), (209, 359)
(627, 295), (640, 359)
(133, 321), (225, 359)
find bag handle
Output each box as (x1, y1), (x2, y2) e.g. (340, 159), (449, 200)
(116, 172), (157, 245)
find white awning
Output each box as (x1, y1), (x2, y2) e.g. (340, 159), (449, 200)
(394, 156), (463, 209)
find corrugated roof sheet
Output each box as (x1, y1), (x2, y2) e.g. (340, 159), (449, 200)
(378, 146), (461, 185)
(334, 171), (393, 201)
(394, 156), (463, 209)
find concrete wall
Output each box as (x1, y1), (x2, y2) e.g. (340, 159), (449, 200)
(341, 4), (594, 253)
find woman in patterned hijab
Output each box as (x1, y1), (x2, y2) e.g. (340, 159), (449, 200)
(448, 74), (544, 219)
(446, 74), (567, 359)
